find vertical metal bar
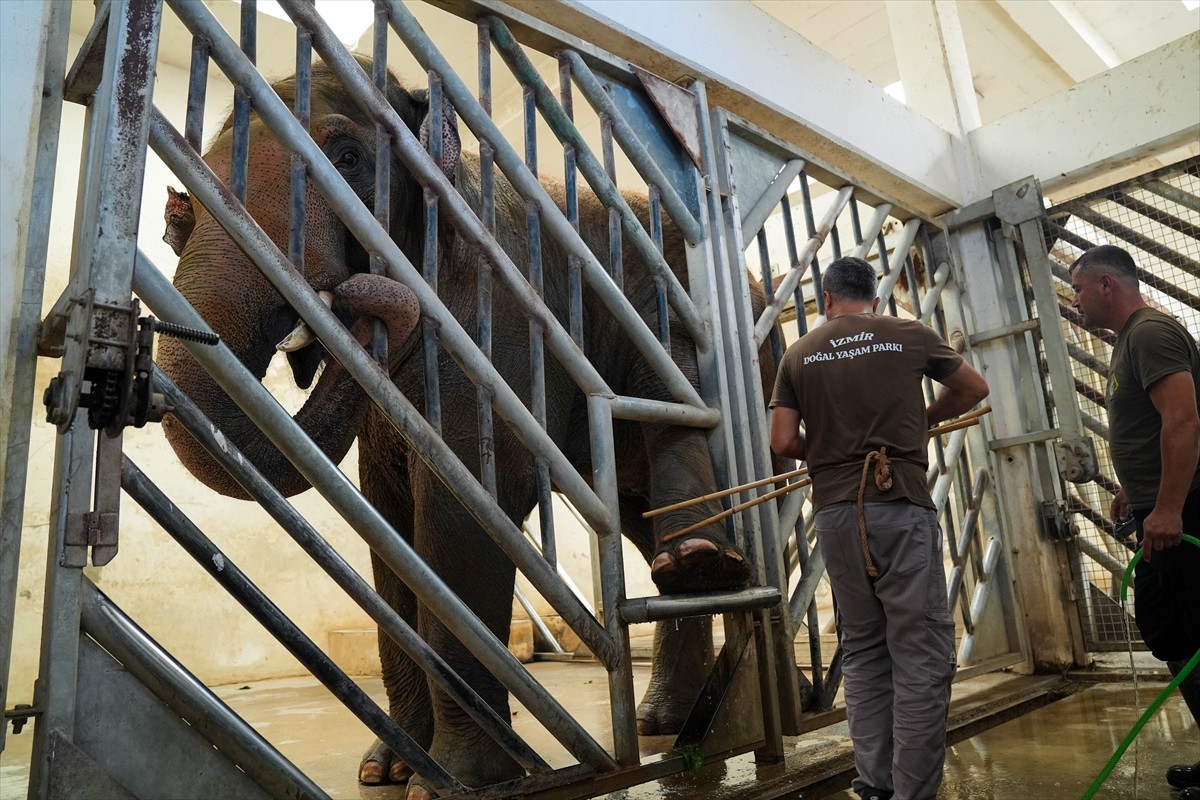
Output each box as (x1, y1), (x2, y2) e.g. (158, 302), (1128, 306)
(757, 228), (784, 365)
(649, 185), (670, 348)
(849, 197), (863, 250)
(799, 174), (825, 315)
(28, 415), (92, 796)
(558, 54), (584, 347)
(32, 0), (163, 779)
(289, 17), (311, 274)
(904, 248), (922, 313)
(588, 395), (637, 767)
(779, 196), (809, 335)
(369, 4), (390, 363)
(699, 95), (790, 751)
(877, 230), (897, 316)
(184, 35), (209, 151)
(231, 0), (255, 202)
(601, 113), (623, 291)
(477, 20), (497, 496)
(0, 0), (71, 755)
(422, 72), (443, 433)
(522, 77), (556, 566)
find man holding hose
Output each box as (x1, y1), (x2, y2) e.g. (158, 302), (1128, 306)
(1071, 244), (1200, 799)
(769, 256), (988, 800)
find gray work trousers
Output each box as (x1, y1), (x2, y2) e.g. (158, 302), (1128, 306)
(816, 500), (956, 800)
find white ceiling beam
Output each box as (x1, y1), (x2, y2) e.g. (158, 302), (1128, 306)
(885, 0), (985, 201)
(540, 0), (963, 216)
(1049, 0), (1121, 69)
(970, 31), (1200, 200)
(994, 0), (1110, 82)
(886, 0), (981, 137)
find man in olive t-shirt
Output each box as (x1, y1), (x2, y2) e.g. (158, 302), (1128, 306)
(770, 256), (988, 800)
(1071, 244), (1200, 797)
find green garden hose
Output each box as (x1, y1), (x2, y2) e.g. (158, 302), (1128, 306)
(1080, 533), (1200, 800)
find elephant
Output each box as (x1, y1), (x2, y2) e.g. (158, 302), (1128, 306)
(158, 57), (788, 797)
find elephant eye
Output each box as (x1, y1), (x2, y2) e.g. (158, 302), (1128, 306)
(335, 150), (360, 169)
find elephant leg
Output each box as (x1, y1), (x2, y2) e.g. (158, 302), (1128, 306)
(357, 425), (431, 785)
(642, 425), (751, 594)
(621, 497), (716, 735)
(638, 617), (714, 735)
(360, 549), (429, 785)
(404, 469), (525, 798)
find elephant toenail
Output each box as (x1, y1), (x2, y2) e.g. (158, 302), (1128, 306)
(677, 538), (720, 559)
(405, 784), (435, 800)
(651, 551), (677, 574)
(359, 761), (385, 785)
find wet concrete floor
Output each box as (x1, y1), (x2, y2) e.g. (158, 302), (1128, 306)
(1, 660), (1196, 799)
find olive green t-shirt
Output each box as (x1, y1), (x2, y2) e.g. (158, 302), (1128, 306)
(769, 314), (963, 510)
(1106, 307), (1200, 509)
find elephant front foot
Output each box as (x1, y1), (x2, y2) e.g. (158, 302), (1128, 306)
(636, 697), (692, 736)
(650, 536), (751, 594)
(359, 738), (412, 785)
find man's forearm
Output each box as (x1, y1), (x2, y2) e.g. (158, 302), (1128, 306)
(1157, 426), (1200, 514)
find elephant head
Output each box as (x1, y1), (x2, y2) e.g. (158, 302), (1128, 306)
(158, 60), (457, 499)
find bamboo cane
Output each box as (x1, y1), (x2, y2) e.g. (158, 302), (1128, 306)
(650, 405), (992, 537)
(640, 465), (809, 519)
(661, 477), (814, 543)
(643, 405), (991, 520)
(927, 403), (992, 437)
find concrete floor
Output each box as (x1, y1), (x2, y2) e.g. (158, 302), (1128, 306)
(2, 658), (1197, 800)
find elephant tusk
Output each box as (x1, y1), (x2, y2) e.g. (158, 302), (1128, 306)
(276, 291), (334, 352)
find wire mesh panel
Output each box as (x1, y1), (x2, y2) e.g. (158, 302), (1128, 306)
(1042, 157), (1200, 651)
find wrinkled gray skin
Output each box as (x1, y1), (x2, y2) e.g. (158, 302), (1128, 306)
(159, 59), (785, 798)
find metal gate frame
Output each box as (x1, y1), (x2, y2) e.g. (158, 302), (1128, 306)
(1042, 158), (1200, 652)
(2, 1), (1030, 797)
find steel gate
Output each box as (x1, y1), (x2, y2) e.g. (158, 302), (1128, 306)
(2, 1), (1026, 797)
(941, 157), (1200, 660)
(1044, 158), (1200, 652)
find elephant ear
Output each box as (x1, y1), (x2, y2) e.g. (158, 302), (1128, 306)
(163, 186), (195, 256)
(413, 88), (460, 183)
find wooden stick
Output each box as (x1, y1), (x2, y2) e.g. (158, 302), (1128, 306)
(661, 477), (813, 543)
(648, 405), (991, 531)
(927, 417), (980, 437)
(641, 465), (809, 519)
(927, 404), (992, 438)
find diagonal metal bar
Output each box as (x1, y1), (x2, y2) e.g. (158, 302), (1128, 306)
(156, 374), (549, 773)
(876, 219), (922, 302)
(167, 0), (617, 524)
(120, 457), (461, 792)
(755, 185), (854, 344)
(79, 579), (329, 800)
(482, 17), (707, 350)
(351, 0), (708, 403)
(146, 110), (616, 667)
(740, 159), (806, 246)
(136, 249), (618, 772)
(849, 203), (892, 261)
(558, 50), (703, 244)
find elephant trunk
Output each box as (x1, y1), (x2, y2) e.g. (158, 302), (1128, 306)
(158, 242), (421, 500)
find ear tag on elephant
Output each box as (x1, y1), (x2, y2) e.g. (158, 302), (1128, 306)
(163, 186), (195, 257)
(419, 98), (461, 183)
